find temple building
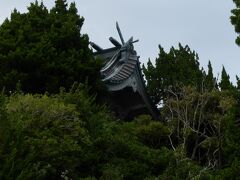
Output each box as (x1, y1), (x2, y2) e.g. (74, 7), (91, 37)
(90, 22), (159, 120)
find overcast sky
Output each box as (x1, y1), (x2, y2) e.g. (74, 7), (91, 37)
(0, 0), (239, 83)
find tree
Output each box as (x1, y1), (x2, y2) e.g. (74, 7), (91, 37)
(162, 86), (236, 169)
(0, 84), (114, 179)
(143, 43), (205, 105)
(0, 0), (103, 94)
(236, 75), (240, 91)
(231, 0), (240, 45)
(205, 61), (217, 90)
(219, 66), (233, 91)
(0, 89), (90, 179)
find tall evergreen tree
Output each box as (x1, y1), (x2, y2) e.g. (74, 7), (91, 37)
(143, 43), (205, 104)
(205, 61), (217, 90)
(231, 0), (240, 45)
(142, 59), (159, 104)
(219, 66), (233, 90)
(237, 75), (240, 90)
(0, 0), (102, 94)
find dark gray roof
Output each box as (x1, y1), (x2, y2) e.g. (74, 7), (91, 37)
(91, 22), (159, 120)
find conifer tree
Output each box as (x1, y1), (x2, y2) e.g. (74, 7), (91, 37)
(0, 0), (102, 94)
(219, 66), (233, 90)
(205, 61), (217, 90)
(142, 59), (159, 104)
(231, 0), (240, 45)
(143, 43), (205, 104)
(236, 75), (240, 90)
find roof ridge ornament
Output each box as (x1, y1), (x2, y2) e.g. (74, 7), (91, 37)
(116, 21), (125, 45)
(90, 22), (139, 52)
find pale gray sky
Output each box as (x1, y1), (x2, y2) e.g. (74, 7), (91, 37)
(0, 0), (239, 83)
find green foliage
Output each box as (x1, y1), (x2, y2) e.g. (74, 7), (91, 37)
(205, 61), (217, 90)
(237, 75), (240, 90)
(142, 43), (205, 104)
(231, 0), (240, 45)
(162, 86), (236, 168)
(0, 84), (113, 179)
(0, 61), (239, 179)
(133, 115), (169, 149)
(215, 159), (240, 179)
(0, 91), (90, 179)
(159, 158), (213, 180)
(0, 0), (103, 94)
(219, 66), (234, 90)
(0, 87), (176, 179)
(84, 115), (174, 179)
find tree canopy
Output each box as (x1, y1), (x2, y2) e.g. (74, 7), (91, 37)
(231, 0), (240, 45)
(219, 66), (234, 91)
(0, 0), (102, 94)
(142, 43), (206, 105)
